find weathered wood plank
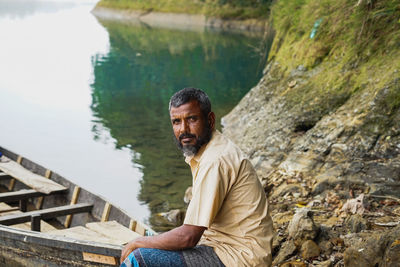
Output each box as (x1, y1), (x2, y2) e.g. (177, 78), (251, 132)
(0, 189), (67, 203)
(0, 203), (93, 225)
(35, 169), (52, 209)
(0, 203), (56, 232)
(46, 226), (116, 244)
(82, 252), (118, 265)
(101, 202), (111, 222)
(135, 221), (147, 236)
(86, 221), (141, 245)
(0, 224), (122, 257)
(0, 203), (19, 214)
(0, 156), (66, 194)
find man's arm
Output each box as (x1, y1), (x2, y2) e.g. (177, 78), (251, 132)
(120, 224), (206, 263)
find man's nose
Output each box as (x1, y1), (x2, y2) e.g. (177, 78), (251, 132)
(180, 120), (189, 133)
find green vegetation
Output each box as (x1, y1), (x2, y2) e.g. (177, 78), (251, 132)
(268, 0), (400, 134)
(96, 0), (272, 19)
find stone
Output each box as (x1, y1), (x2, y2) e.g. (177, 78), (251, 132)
(340, 194), (366, 215)
(314, 259), (332, 267)
(159, 209), (184, 226)
(343, 248), (371, 267)
(270, 183), (304, 199)
(272, 240), (297, 266)
(318, 240), (333, 255)
(288, 208), (319, 245)
(344, 214), (368, 233)
(300, 240), (320, 259)
(382, 239), (400, 267)
(343, 225), (400, 267)
(280, 261), (307, 267)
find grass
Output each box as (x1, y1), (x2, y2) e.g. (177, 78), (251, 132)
(266, 0), (400, 134)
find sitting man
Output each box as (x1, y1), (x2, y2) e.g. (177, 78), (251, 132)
(121, 88), (273, 267)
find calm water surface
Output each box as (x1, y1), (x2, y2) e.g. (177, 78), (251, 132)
(0, 0), (265, 230)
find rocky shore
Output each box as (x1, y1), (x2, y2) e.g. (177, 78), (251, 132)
(220, 0), (400, 265)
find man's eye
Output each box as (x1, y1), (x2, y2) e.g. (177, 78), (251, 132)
(172, 119), (180, 124)
(189, 117), (197, 122)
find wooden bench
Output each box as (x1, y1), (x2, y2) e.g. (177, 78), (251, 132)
(0, 188), (68, 212)
(0, 203), (93, 231)
(0, 189), (67, 203)
(47, 221), (141, 245)
(0, 156), (66, 194)
(0, 202), (56, 232)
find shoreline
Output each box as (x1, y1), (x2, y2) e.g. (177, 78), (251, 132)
(91, 6), (268, 33)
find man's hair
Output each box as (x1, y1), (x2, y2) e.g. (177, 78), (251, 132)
(169, 88), (211, 117)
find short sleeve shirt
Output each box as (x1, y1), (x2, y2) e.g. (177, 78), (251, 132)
(184, 130), (273, 267)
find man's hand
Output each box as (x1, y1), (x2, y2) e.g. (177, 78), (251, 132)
(120, 238), (141, 264)
(119, 224), (206, 264)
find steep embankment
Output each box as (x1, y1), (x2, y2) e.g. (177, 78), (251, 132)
(223, 0), (400, 265)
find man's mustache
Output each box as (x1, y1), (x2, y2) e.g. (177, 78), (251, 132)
(179, 133), (196, 141)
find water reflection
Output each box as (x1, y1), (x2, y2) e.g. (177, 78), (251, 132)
(90, 19), (266, 231)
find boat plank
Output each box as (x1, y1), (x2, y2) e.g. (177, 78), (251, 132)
(0, 203), (93, 225)
(0, 156), (66, 194)
(0, 188), (67, 203)
(0, 202), (56, 232)
(86, 221), (141, 245)
(47, 226), (119, 245)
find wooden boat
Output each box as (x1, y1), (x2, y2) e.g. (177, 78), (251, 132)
(0, 146), (154, 267)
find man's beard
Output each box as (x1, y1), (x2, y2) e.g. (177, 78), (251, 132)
(173, 123), (212, 157)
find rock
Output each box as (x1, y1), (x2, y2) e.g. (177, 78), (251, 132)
(272, 240), (297, 265)
(271, 183), (304, 199)
(300, 240), (320, 259)
(343, 225), (400, 267)
(344, 214), (368, 233)
(314, 259), (332, 267)
(318, 240), (334, 255)
(343, 248), (371, 267)
(288, 80), (297, 88)
(340, 194), (366, 215)
(183, 186), (192, 203)
(383, 239), (400, 267)
(280, 261), (307, 267)
(159, 209), (184, 226)
(312, 177), (340, 195)
(288, 208), (319, 245)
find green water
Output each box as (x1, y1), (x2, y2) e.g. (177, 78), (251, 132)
(90, 20), (266, 231)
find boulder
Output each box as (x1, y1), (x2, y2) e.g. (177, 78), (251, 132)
(288, 208), (319, 245)
(300, 240), (320, 259)
(343, 225), (400, 267)
(344, 214), (369, 233)
(272, 240), (297, 266)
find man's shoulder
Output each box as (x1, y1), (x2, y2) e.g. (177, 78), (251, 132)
(201, 131), (246, 166)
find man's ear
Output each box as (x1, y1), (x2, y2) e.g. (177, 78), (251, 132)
(208, 112), (216, 130)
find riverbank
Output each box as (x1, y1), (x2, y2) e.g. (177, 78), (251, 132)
(91, 6), (269, 32)
(222, 0), (400, 266)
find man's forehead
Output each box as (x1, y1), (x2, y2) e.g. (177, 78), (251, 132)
(169, 101), (202, 117)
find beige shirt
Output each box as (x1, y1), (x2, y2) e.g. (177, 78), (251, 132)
(184, 130), (273, 267)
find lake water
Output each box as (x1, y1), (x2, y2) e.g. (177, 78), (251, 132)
(0, 0), (267, 230)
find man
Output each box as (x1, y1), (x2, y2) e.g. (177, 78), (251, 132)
(121, 88), (273, 267)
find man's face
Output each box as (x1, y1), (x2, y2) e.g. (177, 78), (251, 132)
(170, 100), (214, 157)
